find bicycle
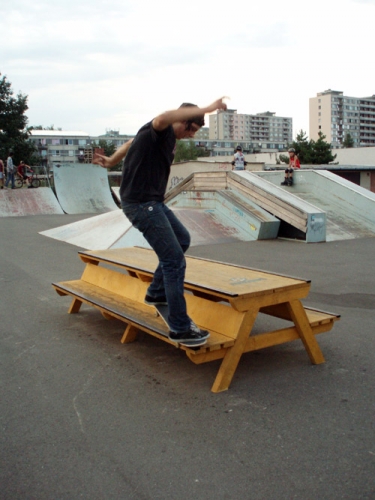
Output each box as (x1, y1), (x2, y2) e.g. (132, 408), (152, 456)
(14, 170), (41, 189)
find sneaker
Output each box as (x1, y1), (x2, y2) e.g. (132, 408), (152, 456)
(144, 294), (168, 306)
(169, 321), (210, 347)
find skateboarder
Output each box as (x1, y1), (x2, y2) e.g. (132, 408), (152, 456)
(93, 97), (227, 346)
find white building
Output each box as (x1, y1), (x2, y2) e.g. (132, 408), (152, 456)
(30, 130), (134, 166)
(209, 109), (293, 152)
(309, 90), (375, 148)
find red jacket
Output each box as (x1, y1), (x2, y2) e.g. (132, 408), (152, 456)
(290, 156), (300, 168)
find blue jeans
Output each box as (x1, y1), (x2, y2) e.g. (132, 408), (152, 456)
(5, 172), (15, 188)
(122, 201), (191, 333)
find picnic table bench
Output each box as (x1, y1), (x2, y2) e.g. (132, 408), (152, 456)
(52, 247), (340, 392)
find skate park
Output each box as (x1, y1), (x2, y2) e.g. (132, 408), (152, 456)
(1, 164), (375, 499)
(2, 162), (372, 249)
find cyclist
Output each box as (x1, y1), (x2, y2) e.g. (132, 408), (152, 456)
(17, 161), (33, 187)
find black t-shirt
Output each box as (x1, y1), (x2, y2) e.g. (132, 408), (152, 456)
(120, 121), (176, 203)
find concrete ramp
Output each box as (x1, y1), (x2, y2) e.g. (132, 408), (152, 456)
(41, 172), (281, 249)
(40, 209), (139, 250)
(40, 203), (254, 250)
(228, 171), (327, 242)
(53, 163), (119, 214)
(42, 169), (373, 249)
(0, 187), (64, 217)
(255, 170), (375, 241)
(111, 186), (121, 203)
(168, 190), (279, 243)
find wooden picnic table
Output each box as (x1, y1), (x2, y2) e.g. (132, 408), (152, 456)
(53, 247), (340, 392)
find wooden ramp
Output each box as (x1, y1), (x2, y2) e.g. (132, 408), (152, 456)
(53, 247), (340, 392)
(165, 171), (327, 242)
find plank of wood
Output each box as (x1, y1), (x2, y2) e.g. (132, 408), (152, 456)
(228, 174), (306, 219)
(68, 297), (82, 314)
(260, 304), (340, 325)
(79, 248), (310, 302)
(286, 300), (325, 364)
(211, 308), (259, 393)
(227, 178), (307, 232)
(52, 280), (235, 350)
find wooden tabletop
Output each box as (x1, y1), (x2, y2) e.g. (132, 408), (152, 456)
(80, 247), (311, 301)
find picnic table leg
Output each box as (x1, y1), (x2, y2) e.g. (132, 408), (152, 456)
(211, 309), (258, 393)
(287, 300), (325, 364)
(121, 324), (139, 344)
(68, 298), (82, 314)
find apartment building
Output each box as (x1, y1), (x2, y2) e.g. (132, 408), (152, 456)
(30, 129), (134, 166)
(209, 109), (293, 152)
(309, 90), (375, 148)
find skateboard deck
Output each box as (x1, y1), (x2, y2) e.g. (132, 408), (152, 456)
(153, 304), (207, 348)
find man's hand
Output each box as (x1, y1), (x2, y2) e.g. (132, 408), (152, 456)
(93, 139), (134, 169)
(93, 153), (113, 169)
(203, 97), (228, 114)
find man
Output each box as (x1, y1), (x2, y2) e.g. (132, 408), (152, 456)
(93, 97), (227, 346)
(5, 152), (15, 189)
(17, 161), (33, 187)
(231, 145), (247, 171)
(281, 148), (300, 186)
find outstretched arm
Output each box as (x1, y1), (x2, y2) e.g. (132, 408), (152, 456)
(153, 97), (228, 131)
(93, 139), (134, 169)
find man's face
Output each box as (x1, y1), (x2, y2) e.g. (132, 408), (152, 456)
(175, 122), (200, 139)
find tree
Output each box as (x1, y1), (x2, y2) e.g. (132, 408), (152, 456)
(288, 130), (313, 164)
(342, 133), (354, 148)
(286, 130), (336, 165)
(0, 74), (37, 164)
(30, 125), (62, 131)
(278, 154), (289, 164)
(310, 132), (337, 164)
(174, 140), (205, 163)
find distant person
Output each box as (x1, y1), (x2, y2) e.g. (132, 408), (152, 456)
(5, 152), (15, 189)
(231, 145), (247, 171)
(16, 161), (33, 187)
(281, 148), (300, 186)
(93, 97), (227, 346)
(0, 159), (4, 189)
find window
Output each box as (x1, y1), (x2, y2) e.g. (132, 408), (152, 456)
(52, 139), (60, 145)
(78, 139), (86, 146)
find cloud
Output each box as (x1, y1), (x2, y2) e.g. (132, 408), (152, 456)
(1, 0), (374, 137)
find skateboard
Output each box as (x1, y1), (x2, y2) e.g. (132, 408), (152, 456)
(154, 304), (208, 348)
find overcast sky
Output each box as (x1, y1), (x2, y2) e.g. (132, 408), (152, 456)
(1, 0), (374, 138)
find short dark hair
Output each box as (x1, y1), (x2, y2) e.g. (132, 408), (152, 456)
(179, 102), (205, 128)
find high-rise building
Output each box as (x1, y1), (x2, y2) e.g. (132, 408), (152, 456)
(209, 109), (293, 152)
(309, 90), (375, 148)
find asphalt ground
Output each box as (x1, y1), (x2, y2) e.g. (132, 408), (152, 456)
(1, 214), (374, 500)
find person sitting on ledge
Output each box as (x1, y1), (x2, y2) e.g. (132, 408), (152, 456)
(281, 148), (300, 186)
